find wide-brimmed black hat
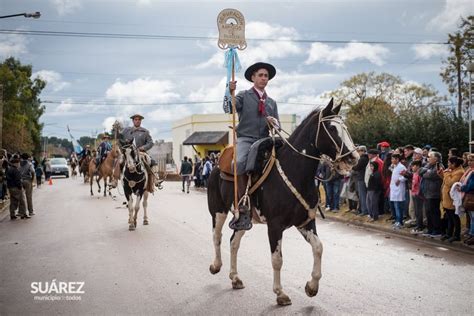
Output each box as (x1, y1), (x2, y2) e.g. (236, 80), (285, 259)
(244, 62), (276, 82)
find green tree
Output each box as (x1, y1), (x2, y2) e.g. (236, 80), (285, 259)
(327, 72), (468, 155)
(345, 97), (396, 148)
(0, 57), (46, 154)
(440, 15), (473, 117)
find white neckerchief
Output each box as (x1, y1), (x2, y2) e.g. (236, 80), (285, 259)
(253, 87), (265, 98)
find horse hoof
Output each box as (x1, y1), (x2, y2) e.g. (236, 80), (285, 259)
(143, 220), (149, 225)
(129, 225), (135, 231)
(209, 264), (221, 275)
(232, 278), (245, 290)
(305, 282), (318, 297)
(276, 294), (292, 306)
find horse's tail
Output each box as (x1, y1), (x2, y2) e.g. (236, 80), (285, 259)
(207, 167), (228, 218)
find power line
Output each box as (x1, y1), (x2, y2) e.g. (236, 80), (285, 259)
(0, 29), (449, 45)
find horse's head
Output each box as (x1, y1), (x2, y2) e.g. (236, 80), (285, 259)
(123, 144), (140, 174)
(314, 98), (359, 175)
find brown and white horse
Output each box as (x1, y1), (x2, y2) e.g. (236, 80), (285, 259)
(121, 143), (150, 231)
(207, 99), (359, 305)
(89, 144), (122, 197)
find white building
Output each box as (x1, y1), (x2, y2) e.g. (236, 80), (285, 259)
(172, 113), (298, 164)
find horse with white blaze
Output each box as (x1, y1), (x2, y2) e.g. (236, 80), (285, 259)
(207, 99), (359, 306)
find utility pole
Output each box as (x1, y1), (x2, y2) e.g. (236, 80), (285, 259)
(468, 63), (474, 153)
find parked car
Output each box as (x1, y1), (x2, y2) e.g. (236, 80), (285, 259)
(50, 157), (69, 178)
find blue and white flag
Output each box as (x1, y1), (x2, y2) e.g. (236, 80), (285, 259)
(67, 126), (83, 154)
(223, 47), (241, 114)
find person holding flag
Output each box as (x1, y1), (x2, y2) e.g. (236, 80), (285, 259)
(227, 62), (280, 229)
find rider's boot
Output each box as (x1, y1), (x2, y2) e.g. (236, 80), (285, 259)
(228, 173), (252, 231)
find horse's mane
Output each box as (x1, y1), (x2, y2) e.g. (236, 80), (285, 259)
(287, 107), (322, 142)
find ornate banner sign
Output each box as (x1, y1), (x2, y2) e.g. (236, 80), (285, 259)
(217, 8), (246, 50)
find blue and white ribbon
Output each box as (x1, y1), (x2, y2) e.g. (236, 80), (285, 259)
(223, 47), (241, 114)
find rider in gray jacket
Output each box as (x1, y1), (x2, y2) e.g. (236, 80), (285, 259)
(122, 114), (153, 152)
(228, 62), (280, 230)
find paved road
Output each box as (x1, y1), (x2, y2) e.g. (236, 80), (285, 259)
(0, 177), (473, 315)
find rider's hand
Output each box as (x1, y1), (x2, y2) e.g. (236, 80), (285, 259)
(228, 81), (237, 92)
(266, 116), (280, 129)
(138, 147), (146, 152)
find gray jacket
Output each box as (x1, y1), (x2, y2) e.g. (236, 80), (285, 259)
(19, 160), (34, 181)
(235, 89), (279, 139)
(122, 126), (153, 151)
(420, 163), (443, 199)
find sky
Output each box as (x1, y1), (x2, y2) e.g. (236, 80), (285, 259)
(1, 0), (472, 142)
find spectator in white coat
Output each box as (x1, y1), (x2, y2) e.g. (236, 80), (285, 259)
(390, 154), (407, 229)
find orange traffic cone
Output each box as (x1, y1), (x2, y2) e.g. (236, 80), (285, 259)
(48, 178), (53, 185)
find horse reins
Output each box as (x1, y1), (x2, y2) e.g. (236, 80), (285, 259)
(264, 113), (356, 227)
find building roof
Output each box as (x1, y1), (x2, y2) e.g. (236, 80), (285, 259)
(183, 131), (229, 145)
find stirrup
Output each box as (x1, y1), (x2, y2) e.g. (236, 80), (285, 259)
(229, 205), (252, 231)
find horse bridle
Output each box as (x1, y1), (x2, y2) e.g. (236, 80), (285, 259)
(270, 111), (357, 167)
(123, 144), (145, 175)
(315, 111), (357, 163)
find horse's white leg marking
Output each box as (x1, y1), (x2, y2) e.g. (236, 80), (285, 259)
(298, 228), (323, 297)
(229, 230), (245, 289)
(133, 194), (141, 225)
(143, 191), (149, 225)
(210, 212), (227, 274)
(128, 194), (135, 230)
(272, 240), (291, 305)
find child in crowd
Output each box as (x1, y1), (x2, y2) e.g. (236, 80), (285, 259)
(35, 164), (43, 187)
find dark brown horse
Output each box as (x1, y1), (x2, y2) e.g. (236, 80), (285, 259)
(207, 99), (359, 306)
(80, 155), (92, 183)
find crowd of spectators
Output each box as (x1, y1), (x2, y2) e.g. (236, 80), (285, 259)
(0, 150), (44, 220)
(179, 153), (219, 191)
(319, 142), (474, 246)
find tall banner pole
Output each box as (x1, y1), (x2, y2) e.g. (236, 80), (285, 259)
(230, 54), (238, 211)
(217, 9), (246, 213)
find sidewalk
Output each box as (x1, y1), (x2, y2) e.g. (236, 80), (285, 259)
(321, 205), (474, 253)
(0, 199), (9, 220)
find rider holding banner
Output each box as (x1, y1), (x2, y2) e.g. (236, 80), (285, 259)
(228, 62), (280, 229)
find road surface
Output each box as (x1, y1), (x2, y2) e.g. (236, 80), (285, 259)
(0, 177), (472, 315)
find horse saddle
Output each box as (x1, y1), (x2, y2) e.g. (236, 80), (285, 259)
(219, 137), (283, 180)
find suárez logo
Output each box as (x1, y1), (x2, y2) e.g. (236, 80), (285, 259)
(30, 280), (85, 294)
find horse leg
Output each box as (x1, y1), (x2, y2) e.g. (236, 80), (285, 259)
(209, 212), (227, 274)
(128, 195), (135, 231)
(103, 177), (107, 197)
(229, 230), (245, 289)
(143, 191), (149, 225)
(90, 175), (94, 196)
(268, 224), (291, 306)
(96, 176), (101, 194)
(133, 194), (141, 228)
(298, 220), (323, 298)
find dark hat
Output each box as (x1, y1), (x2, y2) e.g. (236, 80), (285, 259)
(20, 153), (30, 160)
(368, 149), (380, 155)
(130, 113), (144, 120)
(244, 62), (276, 82)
